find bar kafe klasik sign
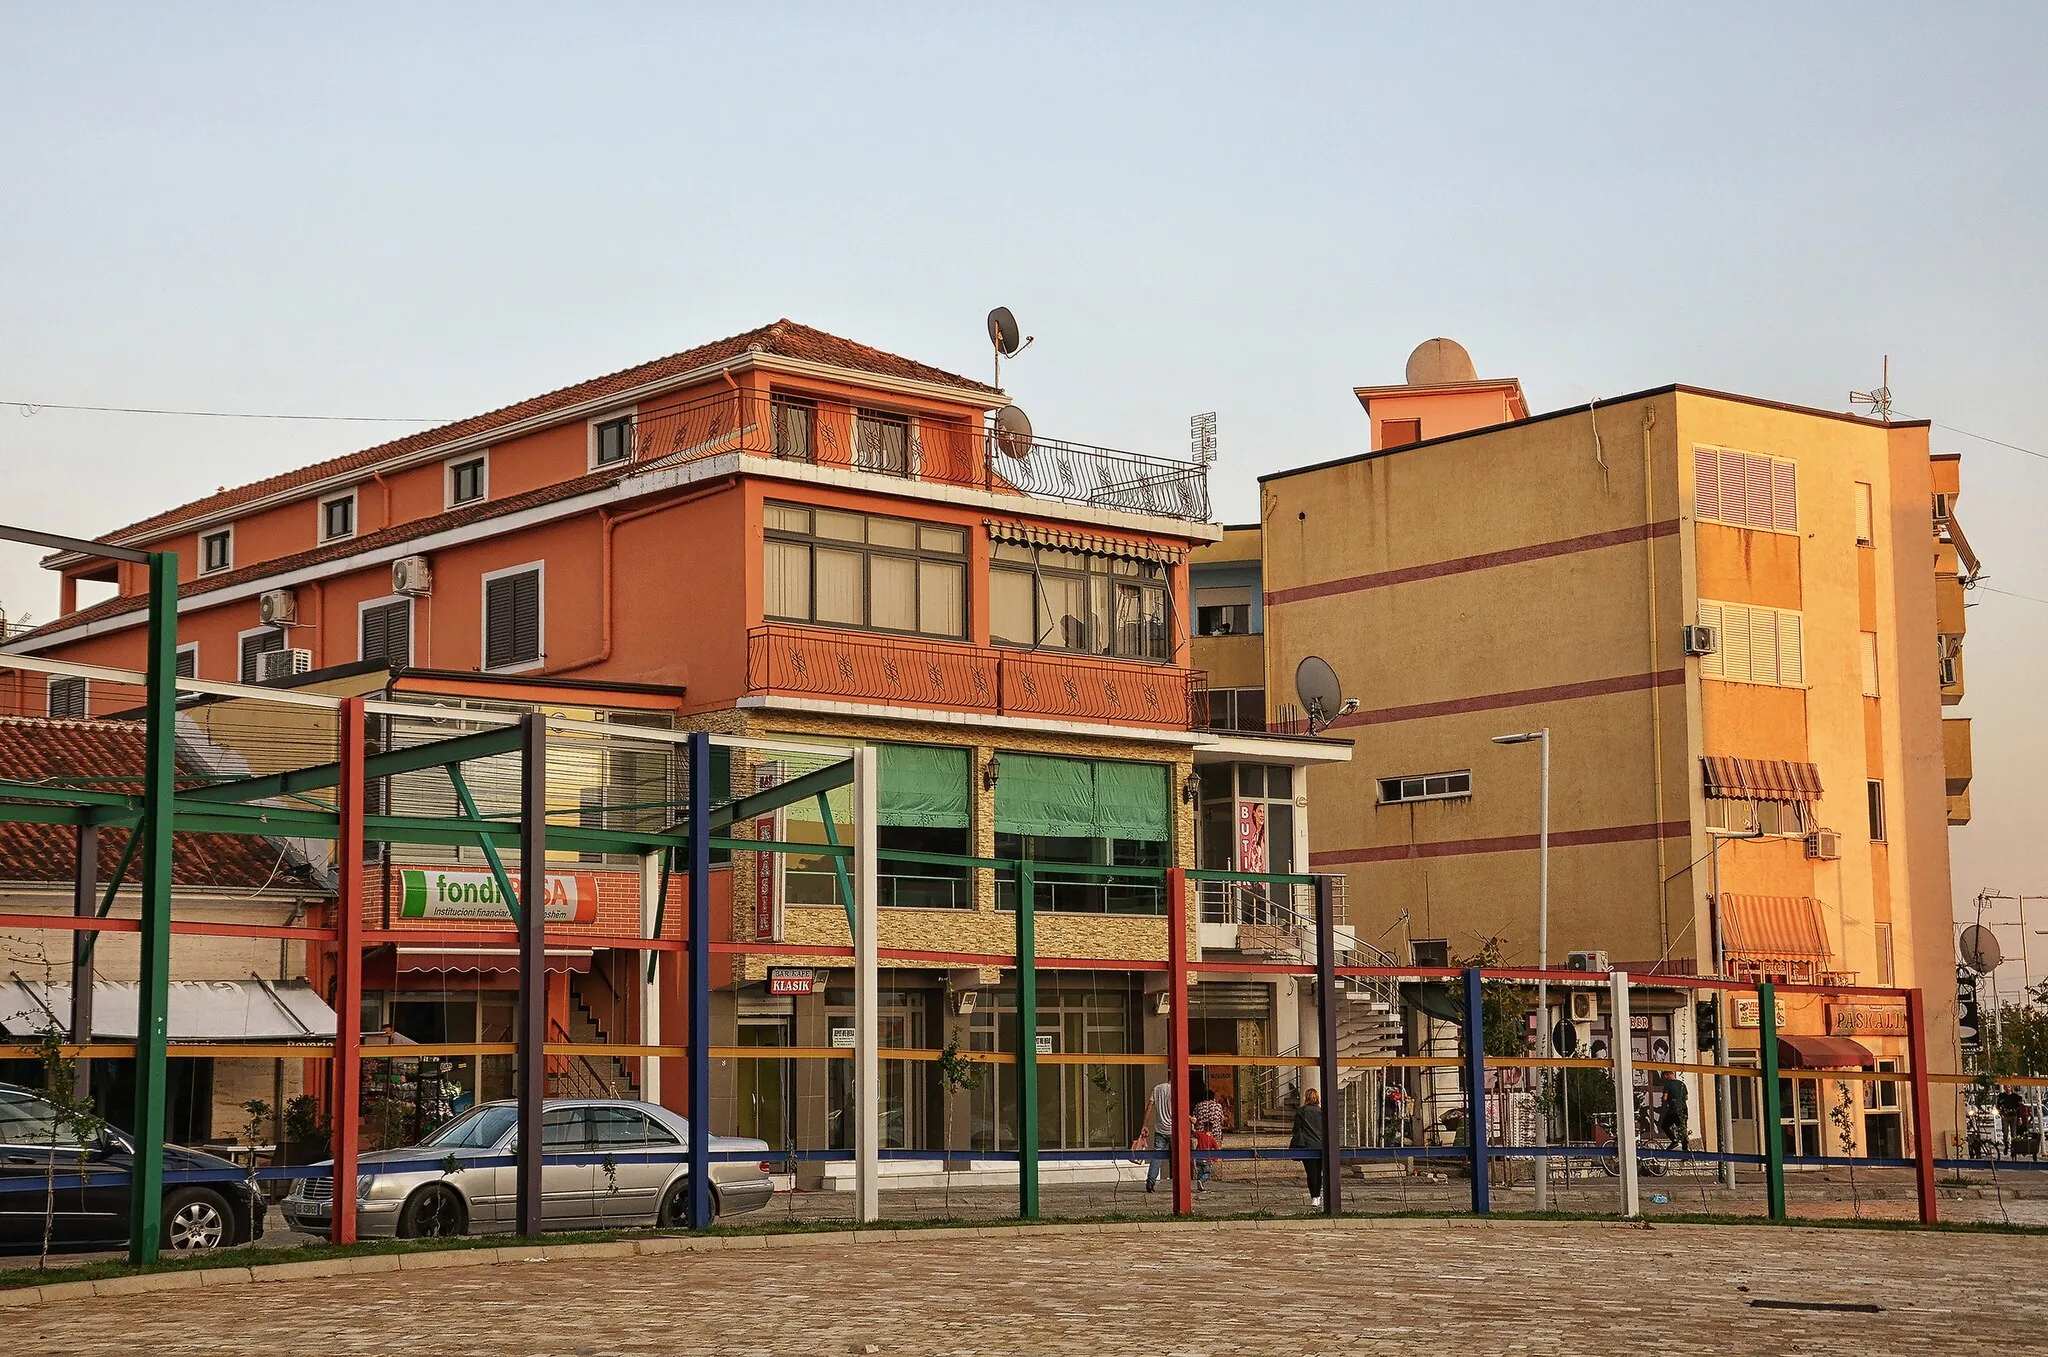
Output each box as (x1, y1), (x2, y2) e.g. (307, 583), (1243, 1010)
(399, 868), (599, 923)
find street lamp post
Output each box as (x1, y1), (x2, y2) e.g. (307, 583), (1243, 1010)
(1493, 729), (1550, 1209)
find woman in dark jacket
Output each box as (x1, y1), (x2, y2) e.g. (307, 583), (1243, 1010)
(1290, 1087), (1325, 1206)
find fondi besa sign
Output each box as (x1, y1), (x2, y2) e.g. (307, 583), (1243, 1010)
(399, 868), (600, 923)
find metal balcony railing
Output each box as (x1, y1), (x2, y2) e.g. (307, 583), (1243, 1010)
(746, 625), (1207, 730)
(625, 387), (1210, 522)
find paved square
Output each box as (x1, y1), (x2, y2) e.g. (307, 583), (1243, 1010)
(17, 1218), (2044, 1355)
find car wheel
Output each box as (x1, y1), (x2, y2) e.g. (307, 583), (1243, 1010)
(657, 1180), (691, 1228)
(396, 1184), (467, 1239)
(162, 1187), (234, 1252)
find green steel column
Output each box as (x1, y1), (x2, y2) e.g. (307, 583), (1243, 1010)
(129, 551), (178, 1264)
(1758, 981), (1786, 1220)
(1015, 859), (1039, 1220)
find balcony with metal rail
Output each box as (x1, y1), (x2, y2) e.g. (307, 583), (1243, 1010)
(746, 624), (1208, 731)
(627, 387), (1211, 523)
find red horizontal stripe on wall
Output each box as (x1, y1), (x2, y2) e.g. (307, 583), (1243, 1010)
(1329, 668), (1685, 729)
(1310, 819), (1695, 867)
(1265, 519), (1680, 607)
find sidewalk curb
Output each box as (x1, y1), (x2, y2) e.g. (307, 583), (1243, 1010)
(0, 1212), (1952, 1307)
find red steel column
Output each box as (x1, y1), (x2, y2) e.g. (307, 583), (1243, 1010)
(1905, 986), (1938, 1225)
(1167, 866), (1193, 1216)
(331, 696), (366, 1245)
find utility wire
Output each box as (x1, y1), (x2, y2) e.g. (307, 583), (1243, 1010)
(5, 399), (446, 425)
(1976, 585), (2048, 607)
(1932, 421), (2048, 463)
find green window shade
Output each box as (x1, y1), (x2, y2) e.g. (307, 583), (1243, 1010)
(879, 744), (970, 829)
(1094, 760), (1169, 842)
(995, 755), (1097, 838)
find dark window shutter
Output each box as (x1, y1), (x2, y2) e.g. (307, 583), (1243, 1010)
(48, 676), (87, 718)
(485, 570), (540, 669)
(361, 600), (411, 669)
(174, 648), (197, 679)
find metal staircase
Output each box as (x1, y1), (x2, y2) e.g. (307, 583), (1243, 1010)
(547, 980), (641, 1099)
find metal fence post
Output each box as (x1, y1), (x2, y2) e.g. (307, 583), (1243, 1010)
(1016, 858), (1039, 1219)
(1609, 969), (1639, 1217)
(70, 822), (97, 1103)
(1167, 867), (1192, 1216)
(331, 698), (367, 1245)
(1905, 986), (1938, 1225)
(686, 730), (714, 1229)
(1758, 981), (1785, 1221)
(128, 550), (177, 1264)
(1463, 965), (1489, 1214)
(515, 712), (548, 1237)
(1315, 874), (1341, 1216)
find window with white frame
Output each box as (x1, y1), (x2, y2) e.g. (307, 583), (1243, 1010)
(853, 409), (910, 474)
(1697, 600), (1805, 687)
(1204, 687), (1266, 733)
(988, 541), (1171, 662)
(593, 416), (633, 467)
(47, 675), (87, 718)
(320, 491), (356, 542)
(360, 598), (413, 669)
(483, 565), (543, 670)
(240, 628), (285, 682)
(175, 643), (198, 679)
(1860, 631), (1881, 697)
(1854, 482), (1875, 546)
(448, 454), (488, 507)
(1704, 796), (1810, 837)
(200, 528), (233, 574)
(1195, 586), (1256, 636)
(1379, 770), (1472, 805)
(1694, 445), (1798, 533)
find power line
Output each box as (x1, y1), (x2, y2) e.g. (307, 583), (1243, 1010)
(1976, 585), (2048, 607)
(1903, 416), (2048, 463)
(5, 399), (447, 425)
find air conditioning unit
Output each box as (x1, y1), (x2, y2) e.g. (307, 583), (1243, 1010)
(392, 555), (434, 597)
(258, 589), (298, 626)
(1683, 624), (1719, 657)
(1805, 828), (1842, 861)
(1566, 949), (1610, 974)
(258, 648), (313, 682)
(1938, 655), (1959, 687)
(1569, 990), (1600, 1023)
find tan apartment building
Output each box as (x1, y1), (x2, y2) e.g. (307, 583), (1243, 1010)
(1207, 339), (1975, 1155)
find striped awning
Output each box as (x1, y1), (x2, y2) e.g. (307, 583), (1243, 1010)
(984, 519), (1185, 564)
(1719, 894), (1829, 962)
(1701, 756), (1824, 802)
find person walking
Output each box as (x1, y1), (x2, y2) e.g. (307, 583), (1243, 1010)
(1191, 1085), (1228, 1192)
(1144, 1077), (1175, 1193)
(1291, 1086), (1326, 1207)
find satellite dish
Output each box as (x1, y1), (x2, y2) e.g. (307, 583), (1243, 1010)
(992, 405), (1034, 461)
(1295, 656), (1344, 732)
(1960, 924), (2004, 975)
(988, 307), (1024, 357)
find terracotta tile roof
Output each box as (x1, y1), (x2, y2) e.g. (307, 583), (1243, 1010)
(13, 466), (618, 641)
(0, 716), (331, 891)
(85, 320), (999, 549)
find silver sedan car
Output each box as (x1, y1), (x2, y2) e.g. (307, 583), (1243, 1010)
(282, 1098), (773, 1239)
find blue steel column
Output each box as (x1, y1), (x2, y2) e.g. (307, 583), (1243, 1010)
(686, 731), (713, 1229)
(1314, 874), (1341, 1216)
(128, 551), (178, 1264)
(515, 713), (548, 1237)
(1463, 965), (1489, 1215)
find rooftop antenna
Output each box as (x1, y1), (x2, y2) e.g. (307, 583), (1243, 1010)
(987, 307), (1034, 390)
(1190, 412), (1218, 467)
(1851, 355), (1893, 424)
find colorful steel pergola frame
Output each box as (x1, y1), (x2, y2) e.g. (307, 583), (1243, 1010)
(0, 520), (2007, 1269)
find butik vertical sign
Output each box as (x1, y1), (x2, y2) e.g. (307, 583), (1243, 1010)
(1236, 800), (1268, 874)
(753, 761), (784, 943)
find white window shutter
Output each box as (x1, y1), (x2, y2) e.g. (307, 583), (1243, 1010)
(1723, 605), (1752, 683)
(1742, 454), (1773, 530)
(1698, 602), (1725, 678)
(1779, 612), (1804, 687)
(1694, 446), (1721, 522)
(1772, 459), (1799, 533)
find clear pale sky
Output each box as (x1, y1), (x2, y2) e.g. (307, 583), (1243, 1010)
(3, 4), (2042, 986)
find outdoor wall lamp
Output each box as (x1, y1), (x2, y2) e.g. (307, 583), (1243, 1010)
(1180, 770), (1202, 805)
(982, 755), (1001, 791)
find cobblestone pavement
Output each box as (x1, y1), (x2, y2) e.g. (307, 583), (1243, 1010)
(18, 1217), (2046, 1355)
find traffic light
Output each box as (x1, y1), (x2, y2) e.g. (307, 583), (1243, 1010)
(1696, 996), (1720, 1048)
